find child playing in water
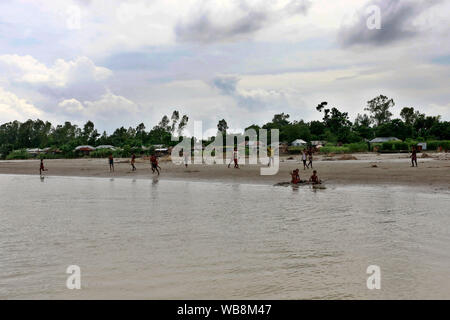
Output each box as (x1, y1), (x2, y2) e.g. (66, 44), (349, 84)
(291, 169), (301, 184)
(309, 170), (321, 184)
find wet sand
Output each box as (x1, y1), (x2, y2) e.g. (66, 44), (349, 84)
(0, 153), (449, 188)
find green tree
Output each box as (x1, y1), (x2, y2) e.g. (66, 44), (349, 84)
(365, 95), (394, 126)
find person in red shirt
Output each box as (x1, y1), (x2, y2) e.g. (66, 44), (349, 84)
(309, 170), (321, 184)
(131, 153), (136, 171)
(150, 154), (160, 175)
(39, 159), (47, 176)
(291, 169), (301, 184)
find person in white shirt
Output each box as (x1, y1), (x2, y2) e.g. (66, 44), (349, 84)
(301, 150), (308, 170)
(228, 147), (239, 168)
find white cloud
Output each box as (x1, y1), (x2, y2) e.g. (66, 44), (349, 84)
(58, 98), (84, 113)
(0, 87), (42, 123)
(58, 91), (139, 119)
(0, 55), (112, 88)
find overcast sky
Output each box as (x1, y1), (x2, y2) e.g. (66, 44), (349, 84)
(0, 0), (449, 135)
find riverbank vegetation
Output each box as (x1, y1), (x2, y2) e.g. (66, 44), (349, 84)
(1, 95), (449, 159)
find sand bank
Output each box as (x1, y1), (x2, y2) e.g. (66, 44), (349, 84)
(0, 153), (449, 189)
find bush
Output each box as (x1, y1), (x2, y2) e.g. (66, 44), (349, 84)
(345, 142), (368, 152)
(393, 142), (408, 151)
(287, 146), (307, 154)
(381, 141), (394, 151)
(90, 148), (114, 158)
(39, 153), (62, 159)
(6, 149), (31, 160)
(0, 143), (14, 159)
(319, 146), (350, 154)
(426, 140), (450, 151)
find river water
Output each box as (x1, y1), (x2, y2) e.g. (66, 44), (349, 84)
(0, 174), (449, 299)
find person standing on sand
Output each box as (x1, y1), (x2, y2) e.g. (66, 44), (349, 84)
(131, 153), (136, 171)
(109, 154), (114, 172)
(267, 146), (274, 167)
(39, 159), (47, 176)
(228, 147), (239, 168)
(301, 150), (308, 170)
(411, 146), (418, 167)
(183, 149), (190, 168)
(308, 150), (313, 169)
(233, 147), (239, 168)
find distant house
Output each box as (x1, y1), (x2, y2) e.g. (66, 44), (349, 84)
(74, 145), (96, 155)
(311, 140), (326, 147)
(291, 139), (307, 147)
(369, 137), (401, 143)
(155, 147), (169, 155)
(26, 147), (56, 156)
(26, 148), (44, 156)
(96, 145), (115, 150)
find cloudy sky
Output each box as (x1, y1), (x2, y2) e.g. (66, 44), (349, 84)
(0, 0), (449, 135)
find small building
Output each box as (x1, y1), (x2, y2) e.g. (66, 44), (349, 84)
(26, 148), (44, 156)
(291, 139), (307, 147)
(417, 142), (427, 151)
(311, 140), (326, 147)
(96, 145), (115, 150)
(155, 147), (169, 156)
(74, 145), (96, 155)
(369, 137), (401, 144)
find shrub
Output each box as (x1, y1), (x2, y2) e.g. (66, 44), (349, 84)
(427, 140), (450, 151)
(345, 142), (368, 152)
(6, 149), (31, 160)
(393, 142), (408, 151)
(287, 146), (307, 154)
(90, 148), (114, 158)
(381, 142), (394, 151)
(319, 146), (350, 154)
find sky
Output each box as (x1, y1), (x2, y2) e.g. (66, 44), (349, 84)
(0, 0), (449, 136)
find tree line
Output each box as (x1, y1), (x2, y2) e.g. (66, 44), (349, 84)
(1, 95), (449, 159)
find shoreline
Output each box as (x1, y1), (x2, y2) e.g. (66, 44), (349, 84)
(0, 153), (449, 189)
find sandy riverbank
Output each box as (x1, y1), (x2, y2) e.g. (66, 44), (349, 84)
(0, 152), (449, 188)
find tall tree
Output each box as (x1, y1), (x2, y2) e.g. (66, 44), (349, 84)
(217, 119), (228, 135)
(177, 115), (189, 136)
(400, 107), (422, 126)
(170, 111), (180, 134)
(365, 95), (394, 126)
